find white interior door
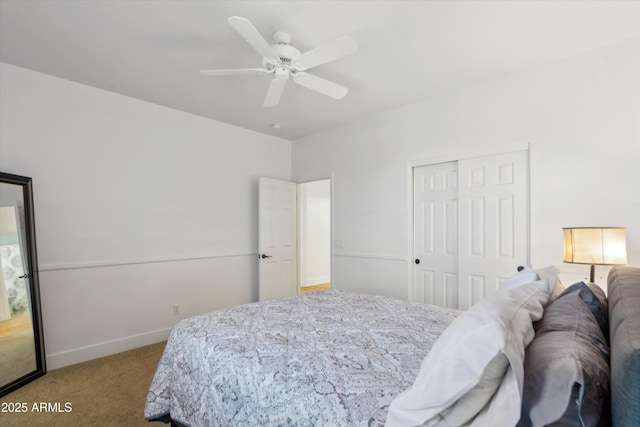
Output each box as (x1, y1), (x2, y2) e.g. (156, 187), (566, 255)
(457, 151), (528, 309)
(413, 162), (459, 307)
(258, 177), (298, 301)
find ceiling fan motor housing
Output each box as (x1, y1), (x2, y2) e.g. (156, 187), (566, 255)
(272, 31), (291, 44)
(265, 43), (302, 68)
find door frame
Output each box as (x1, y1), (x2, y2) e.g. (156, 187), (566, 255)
(296, 173), (334, 292)
(406, 142), (530, 303)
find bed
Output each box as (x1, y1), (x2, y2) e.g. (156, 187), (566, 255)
(144, 290), (459, 426)
(145, 266), (640, 427)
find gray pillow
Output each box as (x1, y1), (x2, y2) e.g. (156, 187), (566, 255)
(517, 289), (610, 427)
(560, 281), (609, 342)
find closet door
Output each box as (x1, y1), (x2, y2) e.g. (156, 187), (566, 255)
(457, 151), (528, 309)
(413, 162), (458, 307)
(412, 150), (528, 309)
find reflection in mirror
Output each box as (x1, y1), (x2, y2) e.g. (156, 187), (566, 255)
(0, 173), (45, 397)
(1, 206), (37, 384)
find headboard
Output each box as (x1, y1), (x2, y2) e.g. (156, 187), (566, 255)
(607, 266), (640, 427)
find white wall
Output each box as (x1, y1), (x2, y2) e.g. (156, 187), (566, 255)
(0, 62), (291, 368)
(292, 38), (640, 300)
(1, 36), (638, 368)
(298, 179), (331, 286)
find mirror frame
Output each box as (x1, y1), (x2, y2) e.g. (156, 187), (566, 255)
(0, 172), (46, 397)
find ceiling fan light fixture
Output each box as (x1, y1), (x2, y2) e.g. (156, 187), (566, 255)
(274, 66), (290, 80)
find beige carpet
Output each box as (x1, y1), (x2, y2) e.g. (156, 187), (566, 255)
(0, 341), (166, 427)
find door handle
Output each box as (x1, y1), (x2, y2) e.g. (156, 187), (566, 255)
(260, 254), (273, 259)
(414, 259), (420, 264)
(19, 274), (29, 279)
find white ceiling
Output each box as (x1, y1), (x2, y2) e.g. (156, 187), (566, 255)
(1, 0), (638, 141)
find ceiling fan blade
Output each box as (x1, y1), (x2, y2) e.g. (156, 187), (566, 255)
(293, 72), (348, 100)
(297, 35), (357, 70)
(200, 68), (270, 76)
(263, 77), (288, 107)
(228, 16), (279, 62)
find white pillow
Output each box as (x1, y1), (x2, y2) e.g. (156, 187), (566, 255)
(534, 265), (564, 303)
(385, 279), (550, 427)
(501, 266), (538, 289)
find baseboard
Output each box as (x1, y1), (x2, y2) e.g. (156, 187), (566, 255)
(46, 327), (172, 370)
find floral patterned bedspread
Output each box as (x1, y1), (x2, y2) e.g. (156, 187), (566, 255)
(144, 290), (458, 426)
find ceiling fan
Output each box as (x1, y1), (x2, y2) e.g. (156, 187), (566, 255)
(200, 16), (357, 107)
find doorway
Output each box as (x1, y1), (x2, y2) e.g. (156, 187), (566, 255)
(298, 179), (331, 293)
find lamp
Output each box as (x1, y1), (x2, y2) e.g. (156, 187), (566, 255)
(563, 227), (627, 282)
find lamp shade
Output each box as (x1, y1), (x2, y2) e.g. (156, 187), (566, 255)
(563, 227), (627, 265)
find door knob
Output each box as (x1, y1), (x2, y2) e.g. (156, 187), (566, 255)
(414, 259), (420, 264)
(260, 254), (273, 259)
(18, 273), (29, 279)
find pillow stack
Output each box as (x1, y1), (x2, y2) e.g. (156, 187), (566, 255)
(386, 267), (551, 427)
(517, 282), (610, 427)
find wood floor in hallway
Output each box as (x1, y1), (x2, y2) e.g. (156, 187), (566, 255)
(299, 283), (331, 294)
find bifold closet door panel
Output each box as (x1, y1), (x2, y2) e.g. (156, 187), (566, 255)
(413, 161), (458, 307)
(457, 151), (528, 309)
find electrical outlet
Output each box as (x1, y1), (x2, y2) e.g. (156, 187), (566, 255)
(173, 304), (180, 315)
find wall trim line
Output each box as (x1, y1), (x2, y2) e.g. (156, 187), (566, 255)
(333, 251), (407, 262)
(39, 252), (258, 272)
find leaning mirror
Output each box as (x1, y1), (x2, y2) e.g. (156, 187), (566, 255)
(0, 172), (46, 397)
